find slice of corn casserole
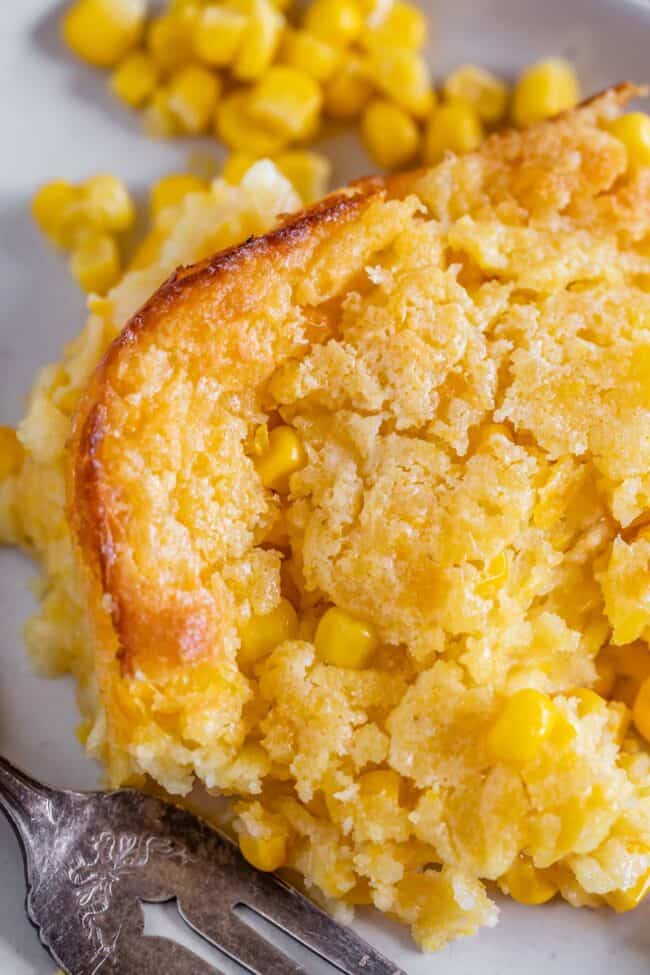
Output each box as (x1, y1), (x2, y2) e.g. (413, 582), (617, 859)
(4, 87), (650, 950)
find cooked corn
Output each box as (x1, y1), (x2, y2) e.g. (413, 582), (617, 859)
(360, 98), (419, 169)
(216, 91), (289, 154)
(605, 870), (650, 912)
(222, 151), (259, 184)
(239, 829), (287, 871)
(0, 427), (24, 480)
(143, 88), (183, 137)
(633, 675), (650, 743)
(248, 66), (323, 140)
(610, 642), (650, 681)
(443, 64), (508, 124)
(82, 174), (135, 233)
(607, 112), (650, 170)
(358, 769), (401, 801)
(365, 47), (433, 118)
(304, 0), (363, 46)
(323, 59), (373, 119)
(486, 689), (557, 765)
(69, 233), (121, 294)
(231, 0), (284, 82)
(193, 4), (248, 66)
(280, 29), (340, 82)
(570, 688), (607, 717)
(511, 58), (579, 127)
(31, 180), (82, 245)
(314, 606), (379, 668)
(475, 550), (509, 598)
(167, 65), (221, 134)
(110, 51), (159, 107)
(147, 10), (198, 74)
(239, 597), (298, 665)
(593, 654), (616, 697)
(362, 1), (426, 51)
(275, 150), (331, 203)
(500, 855), (558, 905)
(62, 0), (146, 67)
(150, 172), (208, 219)
(423, 98), (484, 164)
(254, 424), (307, 491)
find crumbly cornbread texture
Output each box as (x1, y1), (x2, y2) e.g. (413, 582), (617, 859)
(4, 90), (650, 950)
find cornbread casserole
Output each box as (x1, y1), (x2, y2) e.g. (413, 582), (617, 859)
(4, 85), (650, 950)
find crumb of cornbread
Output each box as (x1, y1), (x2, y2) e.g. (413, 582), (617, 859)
(4, 92), (650, 952)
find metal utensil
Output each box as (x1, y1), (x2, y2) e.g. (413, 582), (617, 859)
(0, 754), (403, 975)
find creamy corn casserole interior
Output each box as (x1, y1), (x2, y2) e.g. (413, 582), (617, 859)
(4, 88), (650, 951)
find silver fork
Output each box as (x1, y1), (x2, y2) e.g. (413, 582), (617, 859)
(0, 754), (404, 975)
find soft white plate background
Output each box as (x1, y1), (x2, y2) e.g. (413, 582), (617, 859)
(1, 1), (650, 972)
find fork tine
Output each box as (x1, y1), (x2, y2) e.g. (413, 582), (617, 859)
(241, 873), (405, 975)
(177, 900), (309, 975)
(125, 934), (227, 975)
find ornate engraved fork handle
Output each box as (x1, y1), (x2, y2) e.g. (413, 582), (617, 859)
(0, 753), (54, 847)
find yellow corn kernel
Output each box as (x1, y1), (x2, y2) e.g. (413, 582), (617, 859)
(216, 91), (289, 154)
(423, 98), (484, 164)
(443, 64), (509, 124)
(607, 113), (650, 170)
(222, 151), (259, 184)
(69, 233), (121, 295)
(365, 47), (433, 118)
(143, 88), (182, 138)
(362, 1), (426, 51)
(343, 879), (374, 905)
(361, 98), (419, 169)
(248, 66), (323, 140)
(476, 550), (509, 598)
(62, 0), (145, 67)
(128, 227), (165, 270)
(75, 719), (92, 745)
(193, 4), (247, 66)
(150, 173), (208, 219)
(110, 52), (159, 108)
(304, 0), (363, 46)
(167, 65), (221, 134)
(511, 58), (579, 127)
(275, 151), (331, 204)
(633, 676), (650, 743)
(147, 10), (198, 75)
(358, 769), (401, 801)
(613, 675), (640, 709)
(500, 855), (558, 905)
(82, 174), (135, 233)
(231, 0), (284, 82)
(31, 180), (83, 246)
(314, 606), (379, 668)
(239, 597), (298, 666)
(605, 870), (650, 912)
(475, 422), (513, 452)
(239, 830), (287, 871)
(570, 688), (607, 717)
(611, 642), (650, 682)
(280, 29), (340, 83)
(323, 60), (373, 120)
(486, 689), (557, 765)
(0, 427), (24, 480)
(254, 424), (306, 491)
(593, 654), (616, 697)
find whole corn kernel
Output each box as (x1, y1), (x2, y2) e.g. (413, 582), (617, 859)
(511, 58), (579, 127)
(361, 98), (419, 169)
(216, 91), (289, 154)
(69, 233), (121, 295)
(222, 151), (260, 184)
(423, 98), (484, 164)
(365, 47), (433, 118)
(570, 687), (607, 717)
(314, 606), (379, 668)
(62, 0), (146, 67)
(304, 0), (363, 46)
(633, 676), (650, 743)
(31, 180), (81, 241)
(147, 10), (198, 74)
(500, 855), (558, 905)
(128, 226), (166, 270)
(605, 870), (650, 912)
(607, 113), (650, 170)
(0, 427), (24, 480)
(476, 550), (509, 598)
(150, 172), (208, 219)
(248, 66), (323, 140)
(82, 174), (135, 233)
(443, 64), (509, 124)
(143, 88), (182, 138)
(239, 830), (287, 871)
(475, 422), (513, 452)
(167, 65), (221, 134)
(254, 424), (306, 491)
(239, 597), (298, 665)
(358, 769), (401, 801)
(486, 688), (557, 765)
(280, 29), (340, 83)
(110, 51), (159, 108)
(362, 1), (427, 51)
(275, 150), (331, 204)
(323, 59), (373, 119)
(193, 4), (248, 66)
(231, 0), (284, 82)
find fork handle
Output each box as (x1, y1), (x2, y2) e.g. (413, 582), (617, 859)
(0, 754), (54, 844)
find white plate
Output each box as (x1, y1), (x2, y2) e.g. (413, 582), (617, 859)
(1, 1), (650, 972)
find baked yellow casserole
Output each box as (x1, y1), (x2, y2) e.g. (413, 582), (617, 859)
(4, 85), (650, 950)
